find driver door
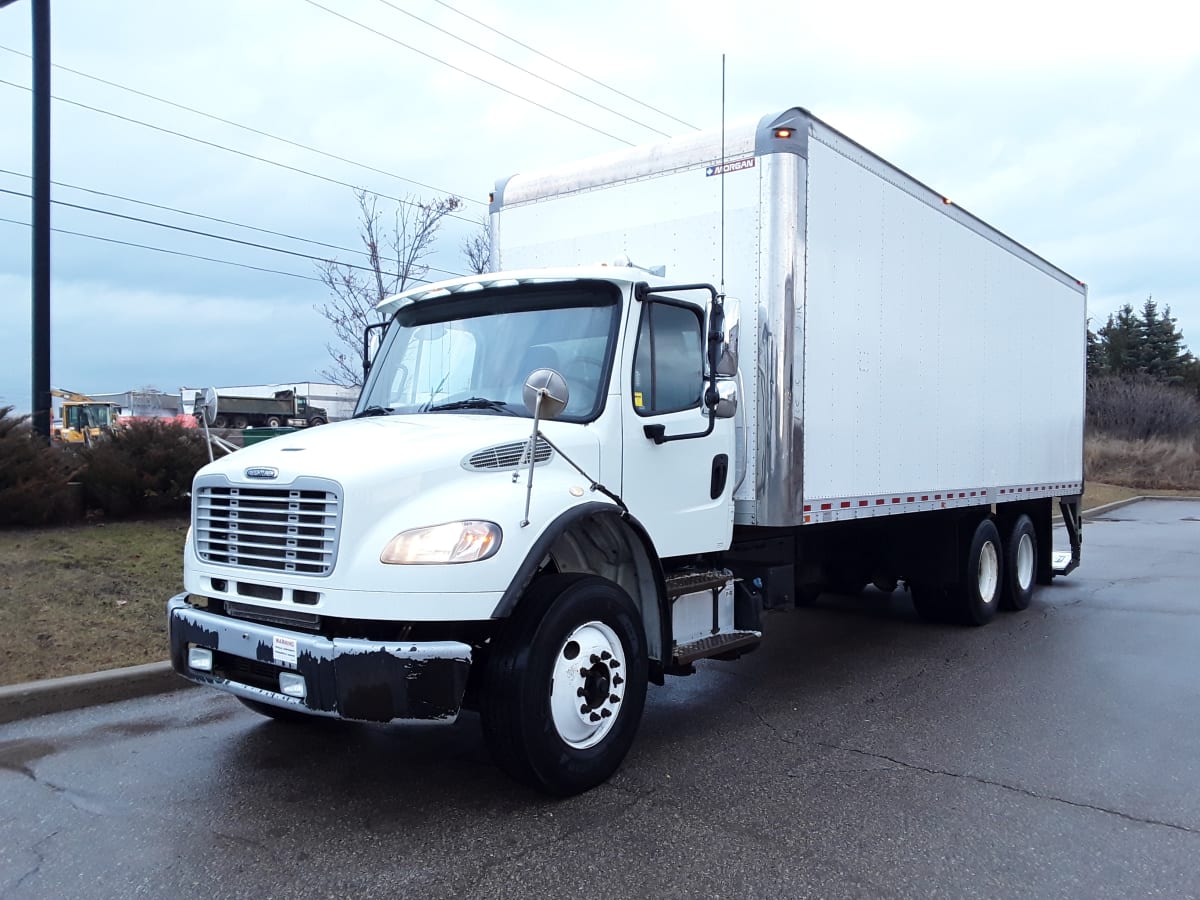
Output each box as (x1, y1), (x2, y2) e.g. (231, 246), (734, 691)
(619, 296), (735, 558)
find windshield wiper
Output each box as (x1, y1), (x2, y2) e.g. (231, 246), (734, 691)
(424, 397), (517, 415)
(353, 405), (394, 418)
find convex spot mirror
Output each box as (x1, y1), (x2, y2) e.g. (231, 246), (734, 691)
(523, 368), (569, 419)
(715, 297), (739, 377)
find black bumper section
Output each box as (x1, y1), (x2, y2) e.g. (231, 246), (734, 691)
(167, 595), (472, 723)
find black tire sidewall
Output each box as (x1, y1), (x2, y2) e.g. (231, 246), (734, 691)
(1003, 515), (1037, 611)
(962, 518), (1002, 625)
(484, 574), (648, 796)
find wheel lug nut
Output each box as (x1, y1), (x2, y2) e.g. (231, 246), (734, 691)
(613, 674), (624, 685)
(600, 651), (611, 660)
(577, 687), (586, 697)
(610, 660), (620, 668)
(589, 712), (601, 722)
(600, 708), (612, 718)
(610, 694), (620, 703)
(580, 704), (589, 714)
(579, 667), (589, 677)
(590, 654), (600, 664)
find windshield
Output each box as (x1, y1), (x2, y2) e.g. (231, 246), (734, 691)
(357, 281), (622, 422)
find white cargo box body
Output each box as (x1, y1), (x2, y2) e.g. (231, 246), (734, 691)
(491, 107), (1086, 528)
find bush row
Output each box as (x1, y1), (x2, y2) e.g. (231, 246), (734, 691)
(1087, 374), (1200, 440)
(0, 407), (211, 527)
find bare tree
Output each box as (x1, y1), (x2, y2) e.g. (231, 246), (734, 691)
(461, 217), (493, 275)
(316, 190), (462, 386)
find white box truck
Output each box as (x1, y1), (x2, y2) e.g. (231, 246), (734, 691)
(168, 107), (1086, 795)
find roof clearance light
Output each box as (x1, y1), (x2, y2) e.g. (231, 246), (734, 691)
(942, 197), (952, 205)
(774, 128), (793, 139)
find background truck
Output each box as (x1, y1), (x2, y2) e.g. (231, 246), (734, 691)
(203, 389), (328, 429)
(168, 106), (1085, 796)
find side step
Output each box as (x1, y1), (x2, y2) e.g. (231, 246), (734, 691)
(1051, 550), (1073, 575)
(672, 631), (761, 668)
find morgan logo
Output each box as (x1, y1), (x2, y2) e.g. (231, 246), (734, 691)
(244, 467), (279, 480)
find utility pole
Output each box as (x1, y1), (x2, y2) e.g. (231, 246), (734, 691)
(1, 0), (51, 438)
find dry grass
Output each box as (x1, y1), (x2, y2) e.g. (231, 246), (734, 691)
(1085, 434), (1200, 491)
(0, 516), (187, 686)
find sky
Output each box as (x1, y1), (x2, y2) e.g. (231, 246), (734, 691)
(1, 0), (1197, 413)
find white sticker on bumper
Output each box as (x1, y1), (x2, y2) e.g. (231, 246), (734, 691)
(273, 635), (298, 667)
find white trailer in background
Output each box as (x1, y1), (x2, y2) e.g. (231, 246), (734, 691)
(168, 107), (1086, 795)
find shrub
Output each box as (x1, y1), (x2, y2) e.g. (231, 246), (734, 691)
(0, 406), (81, 526)
(1086, 374), (1200, 440)
(77, 418), (211, 517)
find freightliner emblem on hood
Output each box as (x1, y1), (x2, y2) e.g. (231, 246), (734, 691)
(244, 467), (279, 479)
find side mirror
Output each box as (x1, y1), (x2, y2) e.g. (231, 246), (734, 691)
(362, 320), (388, 379)
(522, 368), (569, 420)
(715, 297), (739, 377)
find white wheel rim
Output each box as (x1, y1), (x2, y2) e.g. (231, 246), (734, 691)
(1016, 532), (1035, 592)
(549, 620), (626, 750)
(978, 540), (999, 604)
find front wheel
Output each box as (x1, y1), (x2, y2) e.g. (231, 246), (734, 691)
(481, 574), (648, 796)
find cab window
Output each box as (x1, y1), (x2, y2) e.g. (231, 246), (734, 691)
(632, 301), (703, 415)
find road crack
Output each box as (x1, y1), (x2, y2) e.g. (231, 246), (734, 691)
(822, 742), (1200, 836)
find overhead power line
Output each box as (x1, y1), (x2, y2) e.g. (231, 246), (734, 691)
(371, 0), (671, 139)
(0, 77), (477, 226)
(299, 0), (637, 147)
(0, 43), (484, 206)
(0, 186), (467, 281)
(429, 0), (698, 132)
(0, 170), (466, 279)
(0, 214), (320, 282)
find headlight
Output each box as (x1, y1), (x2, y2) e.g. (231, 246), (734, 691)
(380, 520), (501, 565)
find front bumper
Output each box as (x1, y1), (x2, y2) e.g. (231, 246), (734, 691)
(167, 594), (472, 722)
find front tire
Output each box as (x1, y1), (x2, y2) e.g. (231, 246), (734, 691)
(481, 574), (648, 796)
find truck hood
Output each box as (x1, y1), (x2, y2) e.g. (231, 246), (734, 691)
(201, 414), (595, 493)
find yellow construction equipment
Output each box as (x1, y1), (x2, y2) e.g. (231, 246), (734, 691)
(51, 389), (121, 444)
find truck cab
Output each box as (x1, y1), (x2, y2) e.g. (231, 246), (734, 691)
(169, 267), (743, 795)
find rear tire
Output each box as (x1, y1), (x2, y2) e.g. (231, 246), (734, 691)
(481, 574), (648, 796)
(952, 518), (1002, 626)
(265, 416), (283, 428)
(1002, 514), (1037, 611)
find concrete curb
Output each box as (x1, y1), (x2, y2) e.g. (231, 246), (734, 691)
(3, 495), (1198, 728)
(0, 660), (196, 726)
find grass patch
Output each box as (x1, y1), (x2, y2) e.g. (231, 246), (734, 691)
(0, 516), (187, 686)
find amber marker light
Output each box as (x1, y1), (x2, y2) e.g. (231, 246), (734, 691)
(774, 128), (793, 138)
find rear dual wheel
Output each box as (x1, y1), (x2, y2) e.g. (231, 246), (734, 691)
(1002, 514), (1037, 611)
(910, 517), (1002, 626)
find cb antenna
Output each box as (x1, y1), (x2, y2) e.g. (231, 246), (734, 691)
(720, 53), (726, 292)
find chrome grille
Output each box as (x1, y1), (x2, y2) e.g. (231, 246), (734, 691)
(464, 438), (552, 471)
(195, 478), (341, 576)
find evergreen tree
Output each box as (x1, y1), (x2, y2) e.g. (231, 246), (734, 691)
(1097, 304), (1139, 375)
(1137, 296), (1195, 383)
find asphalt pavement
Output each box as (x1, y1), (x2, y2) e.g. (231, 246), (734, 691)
(2, 498), (1198, 899)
